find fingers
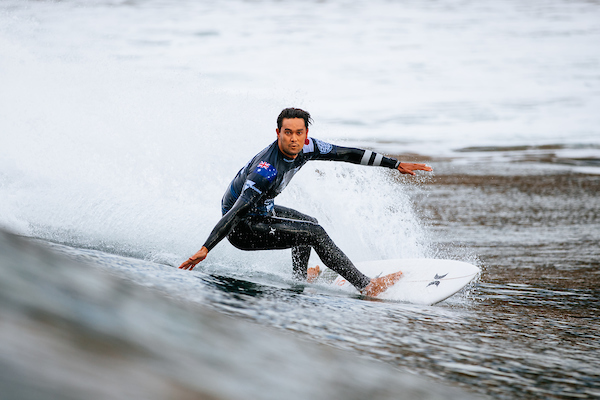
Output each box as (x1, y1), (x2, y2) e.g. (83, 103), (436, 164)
(407, 163), (431, 171)
(179, 257), (200, 270)
(398, 164), (416, 175)
(399, 166), (416, 175)
(398, 163), (433, 175)
(178, 259), (197, 270)
(179, 247), (209, 271)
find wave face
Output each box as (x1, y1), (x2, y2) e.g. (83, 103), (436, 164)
(1, 229), (482, 400)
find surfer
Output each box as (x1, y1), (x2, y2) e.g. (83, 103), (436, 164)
(179, 108), (432, 297)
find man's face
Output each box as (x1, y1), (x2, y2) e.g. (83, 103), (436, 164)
(276, 118), (308, 159)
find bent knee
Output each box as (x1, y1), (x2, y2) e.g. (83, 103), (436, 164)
(309, 222), (328, 238)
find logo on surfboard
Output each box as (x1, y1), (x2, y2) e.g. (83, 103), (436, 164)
(427, 273), (448, 287)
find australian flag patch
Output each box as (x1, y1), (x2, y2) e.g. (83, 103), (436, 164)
(255, 161), (277, 182)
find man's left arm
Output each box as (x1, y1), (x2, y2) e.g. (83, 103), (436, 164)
(311, 140), (432, 175)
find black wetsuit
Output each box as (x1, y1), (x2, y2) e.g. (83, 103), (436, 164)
(202, 137), (400, 290)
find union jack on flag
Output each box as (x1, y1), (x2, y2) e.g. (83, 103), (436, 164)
(258, 161), (271, 169)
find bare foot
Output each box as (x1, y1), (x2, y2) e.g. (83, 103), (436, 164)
(307, 265), (320, 283)
(361, 271), (403, 297)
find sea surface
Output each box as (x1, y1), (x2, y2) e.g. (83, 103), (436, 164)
(1, 0), (599, 399)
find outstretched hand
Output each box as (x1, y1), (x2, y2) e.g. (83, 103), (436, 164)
(179, 246), (208, 271)
(397, 162), (433, 176)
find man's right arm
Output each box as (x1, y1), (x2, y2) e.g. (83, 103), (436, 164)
(202, 192), (255, 252)
(178, 186), (262, 271)
(179, 160), (278, 271)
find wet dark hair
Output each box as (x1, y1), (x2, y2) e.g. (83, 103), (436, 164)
(277, 108), (313, 130)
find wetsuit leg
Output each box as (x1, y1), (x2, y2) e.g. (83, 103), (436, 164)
(227, 212), (370, 290)
(272, 206), (316, 279)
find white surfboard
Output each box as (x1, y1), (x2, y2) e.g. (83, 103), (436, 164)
(329, 259), (480, 305)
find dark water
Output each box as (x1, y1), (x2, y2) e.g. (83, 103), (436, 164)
(410, 168), (600, 399)
(0, 230), (475, 400)
(1, 165), (599, 400)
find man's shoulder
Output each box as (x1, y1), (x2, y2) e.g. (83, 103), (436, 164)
(246, 142), (280, 183)
(244, 141), (279, 169)
(303, 137), (334, 155)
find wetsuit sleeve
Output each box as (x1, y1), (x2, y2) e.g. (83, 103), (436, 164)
(309, 139), (400, 169)
(202, 162), (277, 251)
(201, 189), (260, 251)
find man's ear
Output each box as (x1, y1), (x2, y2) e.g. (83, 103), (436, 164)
(276, 128), (280, 138)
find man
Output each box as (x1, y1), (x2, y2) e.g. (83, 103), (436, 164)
(179, 108), (432, 297)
